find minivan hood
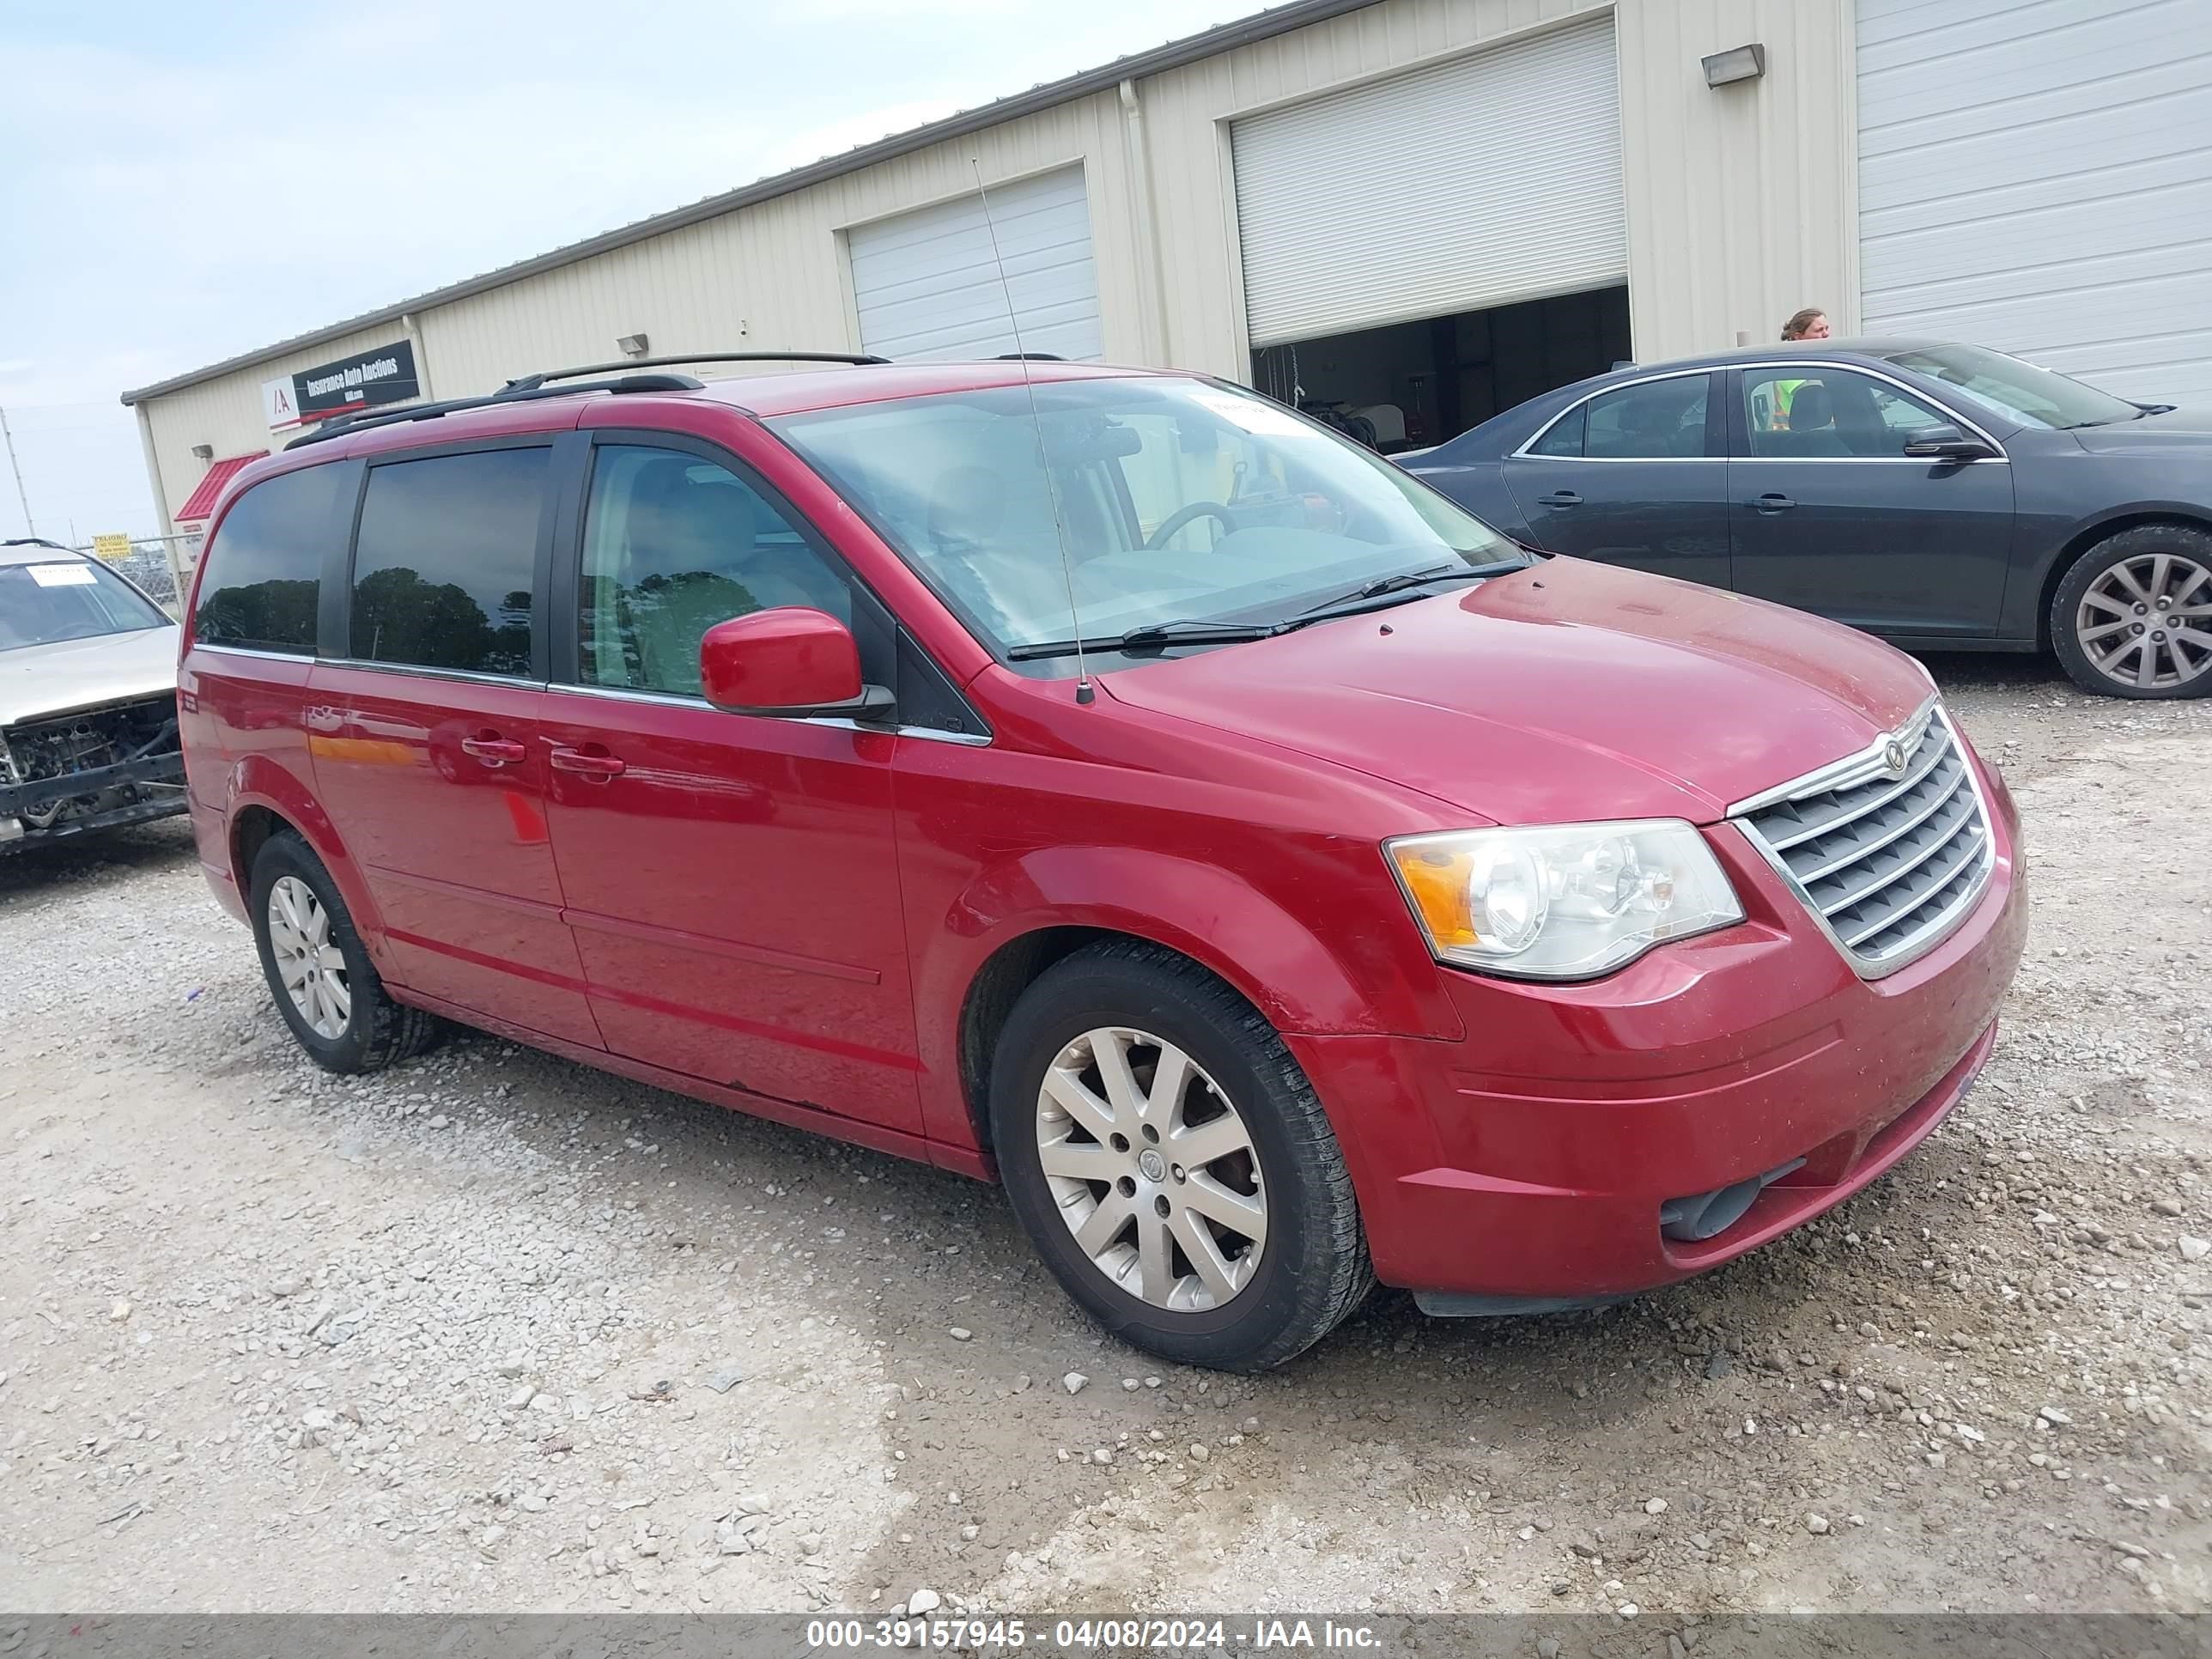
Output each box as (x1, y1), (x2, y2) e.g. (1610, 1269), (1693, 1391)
(0, 624), (180, 728)
(1101, 558), (1931, 826)
(2068, 404), (2212, 452)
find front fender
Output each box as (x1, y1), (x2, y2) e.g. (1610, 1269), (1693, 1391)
(909, 842), (1463, 1151)
(2010, 490), (2212, 641)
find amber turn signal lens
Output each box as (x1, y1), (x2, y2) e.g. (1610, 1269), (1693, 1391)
(1388, 842), (1481, 950)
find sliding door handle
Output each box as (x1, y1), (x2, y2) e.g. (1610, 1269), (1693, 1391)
(549, 745), (626, 780)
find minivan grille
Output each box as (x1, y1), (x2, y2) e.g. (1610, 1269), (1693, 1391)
(1732, 703), (1993, 976)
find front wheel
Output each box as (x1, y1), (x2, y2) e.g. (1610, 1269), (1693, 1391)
(2051, 525), (2212, 697)
(989, 941), (1372, 1371)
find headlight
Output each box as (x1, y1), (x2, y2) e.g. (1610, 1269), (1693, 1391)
(1385, 819), (1744, 980)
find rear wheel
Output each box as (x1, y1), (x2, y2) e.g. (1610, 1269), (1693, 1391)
(2051, 525), (2212, 697)
(989, 940), (1371, 1371)
(248, 831), (440, 1073)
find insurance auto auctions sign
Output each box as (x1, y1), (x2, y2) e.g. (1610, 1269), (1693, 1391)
(263, 339), (421, 429)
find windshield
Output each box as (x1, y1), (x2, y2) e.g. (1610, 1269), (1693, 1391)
(767, 377), (1516, 665)
(1881, 343), (2142, 431)
(0, 558), (171, 650)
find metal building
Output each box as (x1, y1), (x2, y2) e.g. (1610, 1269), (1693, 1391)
(123, 0), (2212, 559)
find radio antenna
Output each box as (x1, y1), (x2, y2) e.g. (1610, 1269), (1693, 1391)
(971, 159), (1093, 706)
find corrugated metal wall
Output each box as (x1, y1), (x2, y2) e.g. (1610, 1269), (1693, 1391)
(142, 0), (1860, 530)
(1857, 0), (2212, 404)
(1613, 0), (1859, 354)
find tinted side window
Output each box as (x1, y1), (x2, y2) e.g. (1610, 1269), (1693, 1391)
(1585, 378), (1709, 459)
(349, 448), (549, 676)
(193, 465), (342, 653)
(1744, 369), (1950, 459)
(1529, 402), (1586, 458)
(580, 445), (852, 696)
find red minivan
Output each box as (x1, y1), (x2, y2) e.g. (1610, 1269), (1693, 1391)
(179, 356), (2027, 1370)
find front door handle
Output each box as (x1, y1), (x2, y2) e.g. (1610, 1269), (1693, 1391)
(1752, 493), (1796, 514)
(549, 745), (626, 780)
(459, 733), (527, 768)
(1538, 490), (1583, 507)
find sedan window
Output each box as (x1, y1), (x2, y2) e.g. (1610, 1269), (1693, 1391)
(1882, 343), (2141, 430)
(1743, 368), (1951, 459)
(1528, 402), (1586, 458)
(1530, 380), (1707, 459)
(1586, 378), (1709, 459)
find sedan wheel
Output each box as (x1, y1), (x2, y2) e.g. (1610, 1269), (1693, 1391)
(267, 874), (351, 1039)
(2070, 548), (2212, 694)
(1036, 1025), (1267, 1311)
(2044, 521), (2212, 699)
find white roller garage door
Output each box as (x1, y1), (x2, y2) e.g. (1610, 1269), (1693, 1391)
(1858, 0), (2212, 404)
(847, 165), (1102, 362)
(1231, 15), (1625, 348)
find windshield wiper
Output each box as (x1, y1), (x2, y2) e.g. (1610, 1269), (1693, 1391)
(1006, 619), (1285, 662)
(1005, 555), (1534, 662)
(1291, 556), (1531, 623)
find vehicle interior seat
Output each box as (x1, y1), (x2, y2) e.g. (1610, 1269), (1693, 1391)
(923, 462), (1084, 641)
(1765, 381), (1849, 458)
(616, 459), (848, 693)
(1821, 374), (1894, 458)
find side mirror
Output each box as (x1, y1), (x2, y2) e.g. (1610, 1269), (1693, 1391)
(699, 608), (893, 721)
(1901, 422), (1998, 463)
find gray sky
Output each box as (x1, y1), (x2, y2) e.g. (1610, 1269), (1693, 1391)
(0, 0), (1265, 544)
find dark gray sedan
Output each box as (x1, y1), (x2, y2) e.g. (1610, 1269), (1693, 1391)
(1398, 339), (2212, 698)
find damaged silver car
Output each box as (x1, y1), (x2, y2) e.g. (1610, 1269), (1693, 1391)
(1, 538), (186, 851)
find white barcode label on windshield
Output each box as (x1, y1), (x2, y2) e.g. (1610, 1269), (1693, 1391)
(27, 562), (99, 587)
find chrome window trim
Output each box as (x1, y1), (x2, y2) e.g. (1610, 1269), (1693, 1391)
(192, 641), (316, 664)
(319, 658), (543, 691)
(1513, 359), (2011, 465)
(557, 678), (990, 746)
(1725, 698), (1997, 981)
(1512, 367), (1717, 462)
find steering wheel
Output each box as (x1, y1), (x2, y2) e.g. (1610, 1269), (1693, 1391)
(1145, 501), (1236, 550)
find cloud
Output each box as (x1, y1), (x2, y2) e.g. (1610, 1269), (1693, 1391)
(3, 0), (1264, 532)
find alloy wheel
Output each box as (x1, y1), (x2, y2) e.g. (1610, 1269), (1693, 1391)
(1034, 1026), (1267, 1311)
(2076, 552), (2212, 691)
(267, 874), (351, 1040)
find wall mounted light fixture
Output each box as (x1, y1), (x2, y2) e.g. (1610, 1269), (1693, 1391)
(616, 332), (650, 358)
(1703, 43), (1766, 87)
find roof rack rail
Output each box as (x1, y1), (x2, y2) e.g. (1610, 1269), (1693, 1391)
(501, 350), (890, 393)
(994, 352), (1064, 362)
(282, 372), (704, 450)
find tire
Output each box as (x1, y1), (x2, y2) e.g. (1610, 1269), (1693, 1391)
(248, 830), (440, 1073)
(2050, 524), (2212, 698)
(988, 940), (1372, 1371)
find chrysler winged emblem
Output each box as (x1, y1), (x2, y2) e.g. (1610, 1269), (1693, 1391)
(1883, 738), (1910, 778)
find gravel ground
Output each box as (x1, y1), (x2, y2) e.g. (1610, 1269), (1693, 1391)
(2, 656), (2208, 1619)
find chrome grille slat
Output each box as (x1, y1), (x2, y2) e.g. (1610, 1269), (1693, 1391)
(1838, 822), (1986, 945)
(1757, 720), (1951, 852)
(1794, 751), (1966, 884)
(1730, 701), (1995, 978)
(1814, 791), (1981, 916)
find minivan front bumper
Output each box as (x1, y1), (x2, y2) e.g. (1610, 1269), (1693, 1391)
(1286, 757), (2027, 1305)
